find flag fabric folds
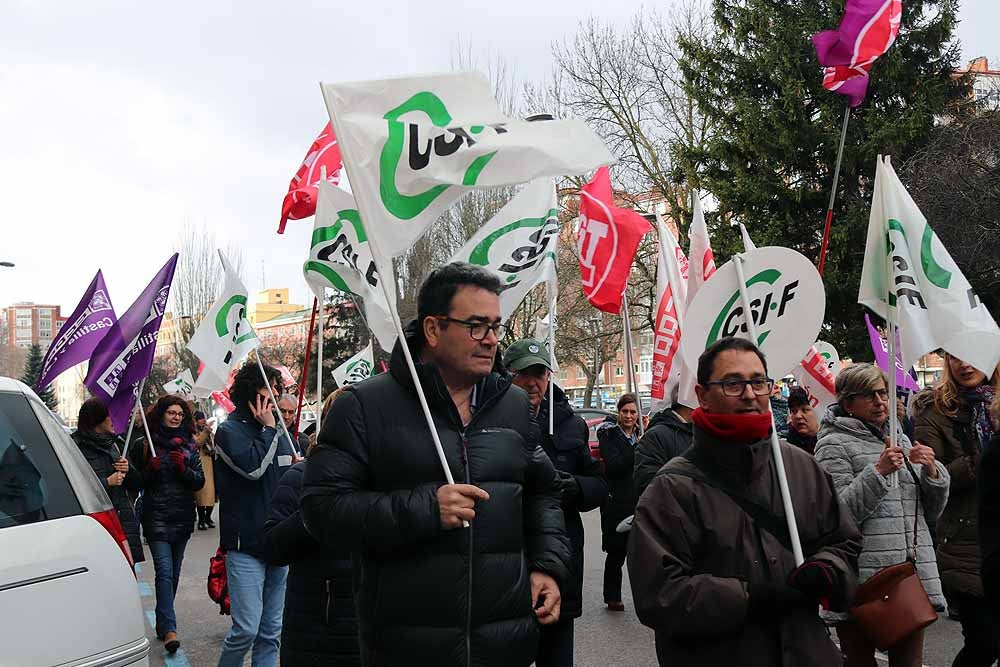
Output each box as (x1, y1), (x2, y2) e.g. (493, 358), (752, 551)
(85, 254), (178, 432)
(332, 343), (375, 387)
(812, 0), (903, 107)
(303, 181), (397, 351)
(650, 216), (688, 405)
(859, 156), (1000, 375)
(321, 72), (613, 258)
(188, 253), (260, 397)
(162, 369), (196, 399)
(278, 122), (343, 233)
(37, 270), (116, 393)
(576, 166), (651, 314)
(864, 313), (922, 392)
(448, 179), (559, 322)
(678, 195), (716, 409)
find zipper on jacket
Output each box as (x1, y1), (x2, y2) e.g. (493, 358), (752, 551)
(461, 430), (473, 667)
(325, 579), (332, 625)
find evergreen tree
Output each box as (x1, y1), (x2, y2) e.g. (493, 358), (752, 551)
(678, 0), (968, 359)
(20, 344), (58, 410)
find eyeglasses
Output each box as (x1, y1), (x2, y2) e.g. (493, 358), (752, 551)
(849, 388), (889, 402)
(705, 377), (775, 397)
(435, 317), (508, 342)
(164, 410), (185, 418)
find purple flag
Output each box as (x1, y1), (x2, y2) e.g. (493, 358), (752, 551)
(865, 313), (921, 392)
(85, 254), (178, 432)
(36, 271), (116, 393)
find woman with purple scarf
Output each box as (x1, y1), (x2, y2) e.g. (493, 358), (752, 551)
(914, 355), (999, 666)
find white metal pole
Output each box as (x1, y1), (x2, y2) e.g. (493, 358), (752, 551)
(548, 286), (556, 437)
(622, 294), (644, 436)
(879, 156), (899, 488)
(733, 252), (805, 565)
(134, 381), (157, 459)
(256, 354), (301, 459)
(317, 288), (324, 435)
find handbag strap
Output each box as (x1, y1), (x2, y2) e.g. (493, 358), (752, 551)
(900, 456), (922, 560)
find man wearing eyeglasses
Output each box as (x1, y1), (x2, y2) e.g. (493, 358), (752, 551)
(301, 262), (570, 667)
(627, 337), (861, 667)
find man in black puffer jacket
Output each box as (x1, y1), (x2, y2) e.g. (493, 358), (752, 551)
(503, 338), (607, 667)
(633, 404), (693, 499)
(301, 263), (570, 667)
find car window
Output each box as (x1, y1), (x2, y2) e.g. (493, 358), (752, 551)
(0, 393), (81, 528)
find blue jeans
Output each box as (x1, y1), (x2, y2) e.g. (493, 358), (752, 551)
(218, 550), (288, 667)
(148, 539), (188, 634)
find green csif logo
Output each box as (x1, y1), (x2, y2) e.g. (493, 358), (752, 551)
(304, 208), (378, 294)
(468, 210), (558, 289)
(378, 91), (502, 220)
(215, 295), (256, 364)
(706, 269), (799, 348)
(885, 219), (952, 309)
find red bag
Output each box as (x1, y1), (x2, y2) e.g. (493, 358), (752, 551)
(207, 547), (231, 615)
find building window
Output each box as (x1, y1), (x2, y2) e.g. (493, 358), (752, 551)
(615, 366), (623, 376)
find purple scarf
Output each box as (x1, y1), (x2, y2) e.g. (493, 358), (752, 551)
(961, 384), (996, 451)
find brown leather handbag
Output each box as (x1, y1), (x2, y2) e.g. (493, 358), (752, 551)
(849, 461), (938, 649)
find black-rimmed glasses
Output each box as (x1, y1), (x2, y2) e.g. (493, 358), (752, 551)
(436, 317), (508, 342)
(704, 377), (775, 397)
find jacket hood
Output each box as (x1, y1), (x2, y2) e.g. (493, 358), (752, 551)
(647, 408), (693, 434)
(691, 424), (773, 482)
(72, 430), (122, 455)
(536, 383), (575, 427)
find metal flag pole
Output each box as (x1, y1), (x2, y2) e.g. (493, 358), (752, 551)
(732, 252), (805, 565)
(316, 289), (325, 435)
(622, 294), (644, 436)
(255, 353), (302, 459)
(134, 381), (157, 459)
(548, 286), (556, 437)
(293, 297), (319, 437)
(818, 104), (852, 275)
(880, 156), (900, 488)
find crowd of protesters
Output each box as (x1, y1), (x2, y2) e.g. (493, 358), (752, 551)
(67, 262), (1000, 666)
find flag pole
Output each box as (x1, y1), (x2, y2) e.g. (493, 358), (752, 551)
(316, 289), (324, 434)
(733, 251), (804, 565)
(818, 104), (852, 275)
(294, 297), (319, 437)
(255, 353), (302, 459)
(880, 156), (900, 488)
(124, 379), (154, 457)
(548, 286), (556, 437)
(622, 294), (644, 436)
(134, 381), (157, 459)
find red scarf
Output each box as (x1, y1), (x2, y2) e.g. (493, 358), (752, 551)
(691, 407), (773, 444)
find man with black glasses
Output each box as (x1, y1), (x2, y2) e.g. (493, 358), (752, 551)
(301, 262), (570, 667)
(627, 337), (861, 667)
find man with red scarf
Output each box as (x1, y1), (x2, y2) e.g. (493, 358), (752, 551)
(627, 337), (861, 666)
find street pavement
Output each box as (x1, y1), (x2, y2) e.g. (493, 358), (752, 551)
(137, 508), (967, 666)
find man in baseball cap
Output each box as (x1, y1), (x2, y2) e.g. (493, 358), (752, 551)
(503, 338), (608, 667)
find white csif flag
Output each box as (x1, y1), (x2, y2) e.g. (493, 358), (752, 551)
(859, 156), (1000, 375)
(304, 181), (397, 351)
(331, 342), (375, 387)
(320, 72), (613, 258)
(678, 195), (715, 409)
(650, 214), (688, 406)
(163, 369), (196, 399)
(188, 253), (260, 397)
(448, 178), (559, 322)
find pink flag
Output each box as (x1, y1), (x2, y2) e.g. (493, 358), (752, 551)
(277, 122), (343, 233)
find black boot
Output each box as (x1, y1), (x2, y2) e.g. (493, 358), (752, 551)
(204, 506), (215, 528)
(197, 507), (207, 531)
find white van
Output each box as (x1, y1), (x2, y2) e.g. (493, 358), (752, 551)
(0, 378), (150, 666)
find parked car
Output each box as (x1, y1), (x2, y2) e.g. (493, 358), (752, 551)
(0, 377), (150, 666)
(575, 407), (615, 467)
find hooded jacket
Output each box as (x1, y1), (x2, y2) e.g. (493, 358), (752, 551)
(300, 322), (570, 667)
(628, 422), (861, 666)
(72, 429), (145, 563)
(815, 405), (950, 612)
(535, 383), (607, 619)
(633, 408), (693, 499)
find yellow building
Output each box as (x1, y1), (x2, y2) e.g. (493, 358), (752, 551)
(248, 289), (305, 326)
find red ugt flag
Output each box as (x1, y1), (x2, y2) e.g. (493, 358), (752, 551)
(277, 122), (343, 233)
(576, 167), (652, 314)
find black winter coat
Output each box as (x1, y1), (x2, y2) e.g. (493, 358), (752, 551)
(979, 434), (1000, 614)
(261, 462), (360, 666)
(597, 417), (639, 553)
(300, 322), (571, 667)
(535, 385), (607, 620)
(72, 430), (145, 563)
(131, 429), (205, 543)
(633, 409), (692, 500)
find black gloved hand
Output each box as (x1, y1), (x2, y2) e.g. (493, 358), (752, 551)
(555, 470), (580, 507)
(747, 580), (810, 618)
(787, 559), (837, 603)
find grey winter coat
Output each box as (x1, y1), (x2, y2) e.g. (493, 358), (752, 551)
(815, 406), (950, 613)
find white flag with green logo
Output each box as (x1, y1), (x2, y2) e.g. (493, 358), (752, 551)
(304, 181), (397, 352)
(447, 178), (559, 322)
(162, 369), (195, 399)
(859, 156), (1000, 375)
(331, 342), (375, 387)
(188, 253), (259, 397)
(320, 72), (613, 258)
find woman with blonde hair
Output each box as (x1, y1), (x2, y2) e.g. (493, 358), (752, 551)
(914, 355), (999, 666)
(815, 363), (949, 667)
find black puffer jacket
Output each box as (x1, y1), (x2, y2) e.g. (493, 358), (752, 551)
(261, 462), (359, 666)
(132, 428), (205, 543)
(597, 417), (638, 553)
(633, 409), (692, 500)
(72, 430), (145, 563)
(979, 433), (1000, 613)
(300, 322), (571, 667)
(536, 385), (607, 620)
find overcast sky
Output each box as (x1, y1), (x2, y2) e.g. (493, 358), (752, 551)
(1, 0), (996, 316)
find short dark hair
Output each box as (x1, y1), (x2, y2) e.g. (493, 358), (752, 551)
(145, 394), (196, 433)
(417, 262), (502, 322)
(194, 411), (206, 421)
(617, 393), (638, 411)
(787, 386), (811, 411)
(78, 397), (109, 433)
(696, 337), (769, 385)
(229, 360), (282, 409)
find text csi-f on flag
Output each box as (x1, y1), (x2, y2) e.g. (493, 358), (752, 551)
(320, 72), (614, 258)
(188, 252), (259, 396)
(448, 178), (559, 322)
(85, 254), (178, 432)
(36, 270), (116, 393)
(304, 181), (397, 352)
(332, 342), (374, 387)
(859, 156), (1000, 375)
